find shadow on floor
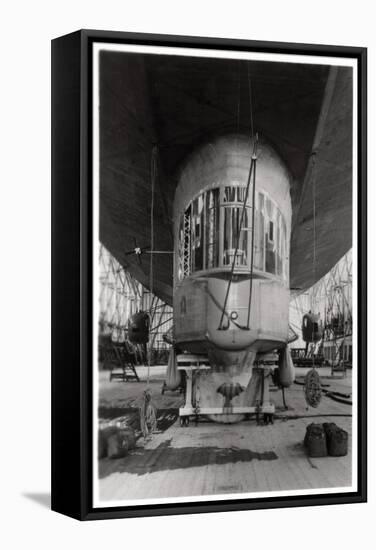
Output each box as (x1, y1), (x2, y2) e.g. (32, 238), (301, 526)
(23, 492), (51, 509)
(99, 439), (278, 479)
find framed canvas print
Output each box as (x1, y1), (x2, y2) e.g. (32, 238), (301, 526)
(51, 29), (367, 520)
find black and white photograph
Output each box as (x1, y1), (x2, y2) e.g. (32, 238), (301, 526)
(92, 40), (363, 508)
(2, 0), (376, 544)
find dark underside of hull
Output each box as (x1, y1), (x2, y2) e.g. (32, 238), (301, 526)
(99, 50), (353, 305)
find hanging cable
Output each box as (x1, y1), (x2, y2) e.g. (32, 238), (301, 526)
(312, 152), (317, 290)
(312, 151), (317, 370)
(246, 137), (258, 328)
(217, 139), (257, 330)
(139, 146), (158, 443)
(244, 65), (257, 329)
(304, 151), (323, 408)
(245, 64), (257, 328)
(147, 146), (157, 387)
(237, 61), (241, 134)
(218, 64), (257, 330)
(247, 64), (254, 140)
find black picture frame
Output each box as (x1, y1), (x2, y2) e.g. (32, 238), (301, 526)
(51, 29), (367, 521)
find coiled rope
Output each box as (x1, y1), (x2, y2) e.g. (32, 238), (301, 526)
(304, 369), (322, 408)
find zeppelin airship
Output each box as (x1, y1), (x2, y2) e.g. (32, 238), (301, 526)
(98, 49), (353, 423)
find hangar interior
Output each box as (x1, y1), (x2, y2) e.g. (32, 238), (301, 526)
(96, 48), (354, 502)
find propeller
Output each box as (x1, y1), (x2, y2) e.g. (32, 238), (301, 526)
(124, 237), (174, 266)
(124, 238), (150, 265)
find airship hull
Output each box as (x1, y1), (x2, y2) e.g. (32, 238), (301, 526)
(173, 135), (293, 422)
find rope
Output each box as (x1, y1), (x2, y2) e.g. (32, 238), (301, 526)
(246, 137), (258, 328)
(139, 146), (158, 443)
(275, 413), (352, 420)
(147, 146), (157, 387)
(311, 152), (317, 370)
(140, 389), (157, 440)
(237, 61), (241, 134)
(219, 66), (257, 330)
(304, 368), (322, 408)
(281, 387), (288, 410)
(247, 64), (254, 139)
(217, 141), (256, 330)
(312, 157), (317, 285)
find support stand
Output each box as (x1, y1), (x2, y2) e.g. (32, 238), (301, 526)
(177, 354), (277, 425)
(177, 354), (211, 426)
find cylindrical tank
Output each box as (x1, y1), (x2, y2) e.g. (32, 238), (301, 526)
(302, 312), (323, 343)
(173, 134), (292, 421)
(128, 311), (150, 344)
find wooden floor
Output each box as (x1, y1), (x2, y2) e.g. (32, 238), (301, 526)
(98, 367), (353, 503)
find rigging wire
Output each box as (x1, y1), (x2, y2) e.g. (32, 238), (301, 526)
(246, 139), (258, 329)
(217, 142), (256, 330)
(312, 152), (317, 294)
(304, 151), (323, 408)
(218, 63), (257, 330)
(147, 146), (157, 387)
(247, 63), (255, 140)
(247, 63), (258, 329)
(237, 61), (241, 134)
(139, 145), (159, 443)
(245, 63), (257, 328)
(312, 152), (317, 370)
